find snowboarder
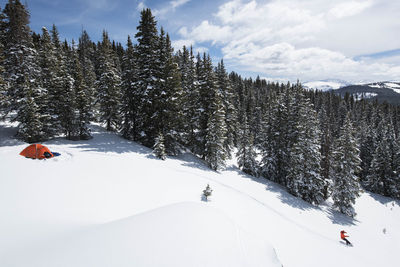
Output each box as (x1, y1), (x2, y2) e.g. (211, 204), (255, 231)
(340, 230), (352, 246)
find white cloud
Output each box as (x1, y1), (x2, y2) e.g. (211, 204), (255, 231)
(329, 0), (373, 19)
(171, 0), (190, 9)
(186, 21), (232, 45)
(154, 0), (190, 17)
(171, 39), (195, 51)
(178, 0), (400, 82)
(223, 42), (400, 82)
(194, 46), (209, 54)
(137, 1), (147, 11)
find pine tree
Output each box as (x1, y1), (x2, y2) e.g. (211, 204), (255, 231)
(319, 98), (333, 199)
(47, 25), (73, 137)
(197, 53), (217, 158)
(77, 29), (96, 121)
(178, 46), (200, 153)
(259, 92), (280, 182)
(58, 41), (79, 139)
(153, 132), (167, 160)
(204, 88), (228, 171)
(365, 120), (400, 198)
(330, 114), (362, 217)
(71, 43), (92, 139)
(216, 59), (237, 157)
(121, 35), (140, 140)
(0, 7), (9, 115)
(286, 92), (326, 205)
(96, 31), (122, 131)
(159, 32), (183, 155)
(359, 107), (378, 182)
(135, 8), (159, 145)
(15, 80), (43, 143)
(237, 114), (258, 176)
(37, 27), (58, 138)
(202, 184), (212, 201)
(259, 87), (291, 186)
(2, 0), (44, 137)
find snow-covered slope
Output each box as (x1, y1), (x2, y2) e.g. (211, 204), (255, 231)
(303, 80), (349, 91)
(367, 81), (400, 94)
(4, 202), (280, 267)
(1, 122), (399, 267)
(336, 81), (400, 105)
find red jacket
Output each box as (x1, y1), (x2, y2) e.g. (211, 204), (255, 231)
(340, 231), (348, 239)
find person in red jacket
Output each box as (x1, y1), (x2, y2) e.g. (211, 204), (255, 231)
(340, 230), (352, 245)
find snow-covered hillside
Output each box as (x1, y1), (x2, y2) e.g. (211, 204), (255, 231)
(367, 81), (400, 94)
(303, 80), (349, 91)
(1, 122), (399, 267)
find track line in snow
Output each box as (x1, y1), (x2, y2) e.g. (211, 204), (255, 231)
(167, 163), (338, 244)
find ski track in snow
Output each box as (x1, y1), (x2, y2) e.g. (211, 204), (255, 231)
(167, 163), (336, 244)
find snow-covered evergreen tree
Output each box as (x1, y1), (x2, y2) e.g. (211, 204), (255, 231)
(365, 120), (400, 198)
(135, 8), (159, 145)
(197, 53), (217, 158)
(237, 114), (258, 177)
(2, 0), (44, 137)
(0, 9), (8, 115)
(121, 35), (140, 140)
(286, 91), (326, 205)
(259, 87), (291, 186)
(318, 100), (333, 199)
(202, 184), (212, 201)
(216, 59), (237, 157)
(77, 29), (96, 122)
(359, 109), (377, 182)
(153, 132), (167, 160)
(178, 46), (200, 153)
(204, 88), (228, 171)
(37, 27), (59, 138)
(96, 31), (122, 131)
(71, 44), (92, 139)
(330, 114), (362, 217)
(158, 32), (183, 155)
(57, 41), (79, 139)
(15, 81), (43, 143)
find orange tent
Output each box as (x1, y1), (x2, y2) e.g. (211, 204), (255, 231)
(19, 144), (54, 159)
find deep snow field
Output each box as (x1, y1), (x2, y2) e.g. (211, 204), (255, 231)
(1, 121), (399, 267)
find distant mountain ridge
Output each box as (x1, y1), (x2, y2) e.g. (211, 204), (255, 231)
(303, 80), (400, 105)
(336, 81), (400, 105)
(303, 79), (350, 91)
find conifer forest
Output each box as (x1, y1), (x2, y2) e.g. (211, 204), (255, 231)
(1, 0), (399, 217)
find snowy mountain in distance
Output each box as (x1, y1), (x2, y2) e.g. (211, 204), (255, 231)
(367, 81), (400, 93)
(336, 81), (400, 105)
(1, 121), (399, 267)
(303, 79), (350, 91)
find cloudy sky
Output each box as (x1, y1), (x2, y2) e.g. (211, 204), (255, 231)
(2, 0), (400, 83)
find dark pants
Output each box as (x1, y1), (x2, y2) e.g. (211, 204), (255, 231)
(342, 238), (351, 245)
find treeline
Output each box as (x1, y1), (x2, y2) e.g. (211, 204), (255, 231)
(0, 1), (399, 216)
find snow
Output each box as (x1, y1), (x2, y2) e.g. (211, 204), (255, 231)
(303, 80), (348, 91)
(384, 82), (400, 94)
(367, 82), (400, 94)
(368, 83), (381, 88)
(1, 121), (400, 267)
(384, 82), (400, 88)
(353, 92), (378, 100)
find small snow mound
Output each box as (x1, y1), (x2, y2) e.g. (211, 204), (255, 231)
(14, 202), (281, 267)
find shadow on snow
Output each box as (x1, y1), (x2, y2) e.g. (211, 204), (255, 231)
(70, 124), (152, 155)
(225, 164), (357, 226)
(0, 123), (23, 147)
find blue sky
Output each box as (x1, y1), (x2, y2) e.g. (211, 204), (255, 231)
(1, 0), (400, 83)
